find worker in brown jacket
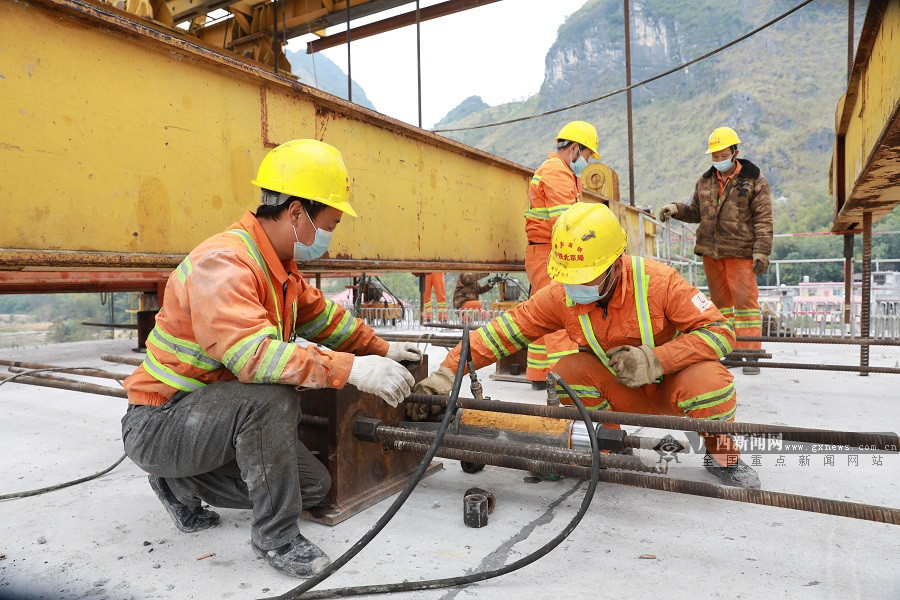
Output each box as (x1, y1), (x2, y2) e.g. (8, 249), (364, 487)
(453, 272), (494, 310)
(659, 127), (773, 375)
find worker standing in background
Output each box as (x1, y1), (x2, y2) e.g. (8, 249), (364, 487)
(659, 127), (773, 375)
(453, 272), (494, 311)
(423, 272), (448, 323)
(523, 121), (599, 390)
(121, 140), (423, 578)
(412, 203), (759, 488)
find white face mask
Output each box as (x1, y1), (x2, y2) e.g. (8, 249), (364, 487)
(292, 210), (333, 262)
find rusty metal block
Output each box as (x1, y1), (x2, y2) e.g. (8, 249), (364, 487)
(298, 357), (442, 526)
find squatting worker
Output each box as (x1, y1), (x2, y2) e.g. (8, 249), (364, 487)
(659, 126), (773, 375)
(121, 140), (423, 578)
(523, 121), (598, 390)
(412, 203), (760, 489)
(453, 272), (494, 311)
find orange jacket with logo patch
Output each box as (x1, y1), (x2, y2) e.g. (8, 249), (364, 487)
(124, 211), (388, 406)
(524, 153), (582, 244)
(443, 255), (734, 374)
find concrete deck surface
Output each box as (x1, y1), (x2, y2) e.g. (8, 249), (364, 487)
(0, 337), (897, 599)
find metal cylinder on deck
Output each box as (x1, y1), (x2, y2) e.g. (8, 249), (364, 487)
(456, 409), (573, 448)
(463, 493), (489, 528)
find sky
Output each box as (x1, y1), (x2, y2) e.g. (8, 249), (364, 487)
(287, 0), (587, 129)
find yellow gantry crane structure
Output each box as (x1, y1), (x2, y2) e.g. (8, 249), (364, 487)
(830, 0), (900, 233)
(0, 0), (652, 294)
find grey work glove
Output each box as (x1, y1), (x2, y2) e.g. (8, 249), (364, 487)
(658, 203), (680, 223)
(607, 345), (664, 389)
(347, 355), (415, 408)
(752, 253), (770, 275)
(405, 365), (454, 421)
(386, 342), (424, 363)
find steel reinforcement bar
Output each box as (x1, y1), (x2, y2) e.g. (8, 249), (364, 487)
(719, 360), (900, 374)
(385, 440), (899, 525)
(424, 324), (900, 346)
(0, 360), (129, 380)
(369, 424), (665, 474)
(406, 394), (900, 450)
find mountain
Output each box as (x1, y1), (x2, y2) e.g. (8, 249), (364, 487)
(435, 0), (863, 222)
(287, 48), (377, 111)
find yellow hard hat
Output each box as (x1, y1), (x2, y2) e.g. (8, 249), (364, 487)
(547, 203), (627, 284)
(706, 126), (741, 154)
(556, 121), (600, 159)
(251, 139), (357, 217)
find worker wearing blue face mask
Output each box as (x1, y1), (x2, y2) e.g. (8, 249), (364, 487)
(122, 139), (423, 580)
(523, 120), (600, 390)
(659, 127), (774, 375)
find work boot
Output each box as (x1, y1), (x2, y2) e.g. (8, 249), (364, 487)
(148, 474), (220, 533)
(742, 358), (761, 376)
(704, 454), (761, 489)
(530, 380), (548, 391)
(252, 534), (331, 578)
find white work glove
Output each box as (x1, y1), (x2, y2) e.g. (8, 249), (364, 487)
(386, 342), (424, 363)
(658, 203), (679, 223)
(607, 345), (664, 388)
(347, 355), (415, 408)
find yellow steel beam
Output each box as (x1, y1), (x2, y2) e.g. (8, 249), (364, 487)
(193, 0), (411, 47)
(0, 0), (653, 274)
(830, 0), (900, 232)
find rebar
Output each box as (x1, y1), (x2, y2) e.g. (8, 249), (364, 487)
(720, 360), (900, 375)
(406, 393), (899, 451)
(861, 212), (872, 375)
(1, 361), (127, 380)
(100, 353), (143, 366)
(372, 424), (664, 474)
(737, 336), (900, 346)
(377, 333), (459, 348)
(1, 374), (127, 398)
(386, 440), (899, 525)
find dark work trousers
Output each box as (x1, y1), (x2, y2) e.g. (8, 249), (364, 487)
(122, 380), (331, 551)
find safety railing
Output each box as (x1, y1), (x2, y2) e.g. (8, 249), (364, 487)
(639, 212), (701, 286)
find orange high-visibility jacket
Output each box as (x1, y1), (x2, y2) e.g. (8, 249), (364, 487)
(524, 153), (582, 244)
(124, 211), (388, 406)
(443, 255), (734, 374)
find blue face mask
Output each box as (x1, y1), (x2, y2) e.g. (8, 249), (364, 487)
(563, 283), (601, 305)
(293, 210), (333, 262)
(712, 156), (734, 172)
(570, 155), (588, 176)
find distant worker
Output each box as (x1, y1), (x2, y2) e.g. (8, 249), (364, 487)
(121, 140), (422, 578)
(523, 121), (599, 389)
(659, 126), (773, 375)
(413, 203), (759, 488)
(453, 272), (494, 311)
(423, 272), (448, 323)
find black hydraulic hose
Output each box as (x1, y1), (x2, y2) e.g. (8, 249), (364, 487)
(267, 327), (473, 600)
(0, 367), (128, 500)
(279, 372), (601, 599)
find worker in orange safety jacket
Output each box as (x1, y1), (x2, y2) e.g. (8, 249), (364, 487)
(522, 121), (599, 390)
(122, 140), (423, 578)
(413, 202), (760, 489)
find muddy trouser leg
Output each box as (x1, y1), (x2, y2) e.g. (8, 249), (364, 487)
(122, 380), (331, 550)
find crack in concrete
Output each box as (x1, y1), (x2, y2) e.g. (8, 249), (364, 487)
(439, 481), (586, 600)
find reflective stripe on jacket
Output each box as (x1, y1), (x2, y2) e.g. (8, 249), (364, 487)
(524, 153), (581, 244)
(570, 256), (659, 379)
(124, 211), (388, 406)
(442, 254), (734, 375)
